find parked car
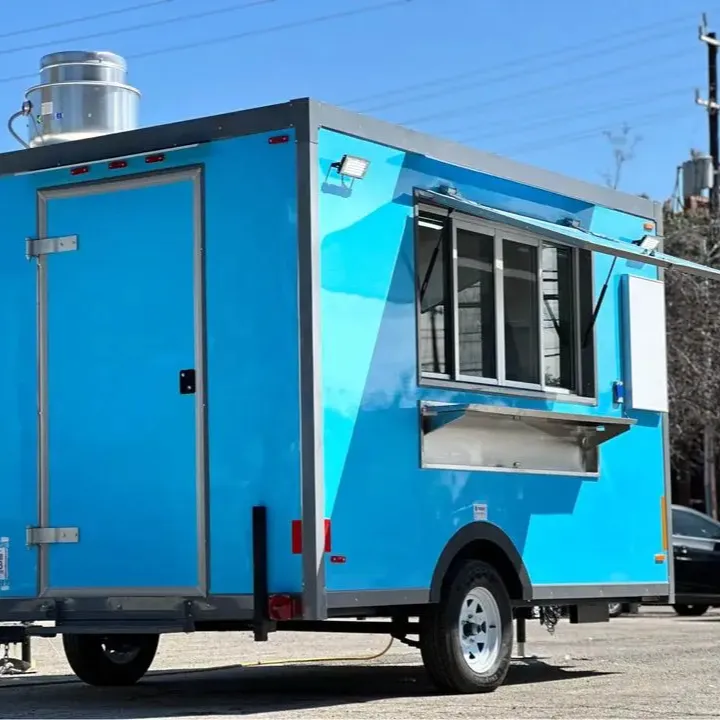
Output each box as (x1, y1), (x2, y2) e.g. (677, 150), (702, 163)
(671, 503), (720, 616)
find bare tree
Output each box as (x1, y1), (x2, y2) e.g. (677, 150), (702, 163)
(600, 123), (643, 190)
(596, 122), (717, 512)
(664, 208), (720, 512)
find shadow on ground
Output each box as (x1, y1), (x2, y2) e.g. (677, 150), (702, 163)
(0, 660), (617, 718)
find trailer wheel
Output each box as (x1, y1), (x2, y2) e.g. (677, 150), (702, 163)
(420, 559), (513, 694)
(608, 602), (624, 618)
(673, 604), (709, 617)
(62, 633), (159, 686)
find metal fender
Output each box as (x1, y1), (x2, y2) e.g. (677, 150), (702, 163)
(429, 521), (533, 603)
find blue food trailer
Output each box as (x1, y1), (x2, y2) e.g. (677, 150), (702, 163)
(0, 96), (717, 693)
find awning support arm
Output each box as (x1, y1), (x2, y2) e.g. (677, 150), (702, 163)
(582, 255), (618, 348)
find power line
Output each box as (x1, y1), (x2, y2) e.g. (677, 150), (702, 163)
(339, 10), (705, 109)
(450, 87), (691, 145)
(0, 0), (278, 57)
(0, 0), (175, 41)
(0, 0), (416, 85)
(498, 108), (694, 157)
(397, 50), (694, 128)
(372, 26), (696, 119)
(446, 78), (690, 142)
(131, 0), (416, 60)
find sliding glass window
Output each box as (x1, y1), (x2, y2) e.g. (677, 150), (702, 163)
(414, 203), (595, 398)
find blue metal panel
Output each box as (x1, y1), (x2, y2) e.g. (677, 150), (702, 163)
(0, 176), (38, 598)
(202, 132), (301, 595)
(404, 153), (596, 231)
(45, 179), (199, 590)
(318, 129), (668, 592)
(0, 129), (302, 599)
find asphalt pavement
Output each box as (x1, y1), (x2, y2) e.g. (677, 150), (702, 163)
(0, 607), (717, 719)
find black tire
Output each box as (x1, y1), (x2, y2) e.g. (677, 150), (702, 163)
(420, 559), (513, 694)
(673, 604), (709, 617)
(62, 633), (159, 686)
(608, 602), (623, 618)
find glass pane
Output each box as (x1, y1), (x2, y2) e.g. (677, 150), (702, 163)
(542, 244), (576, 390)
(577, 250), (595, 397)
(417, 218), (448, 374)
(457, 228), (496, 378)
(673, 508), (720, 539)
(503, 240), (539, 384)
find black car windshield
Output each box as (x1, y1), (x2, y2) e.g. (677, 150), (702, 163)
(673, 507), (720, 539)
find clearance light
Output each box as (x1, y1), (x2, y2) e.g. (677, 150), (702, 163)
(108, 160), (128, 170)
(70, 165), (89, 176)
(145, 153), (166, 164)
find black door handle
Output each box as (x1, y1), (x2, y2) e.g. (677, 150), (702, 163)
(179, 369), (196, 395)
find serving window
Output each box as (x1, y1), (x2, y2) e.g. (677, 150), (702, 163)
(416, 203), (596, 398)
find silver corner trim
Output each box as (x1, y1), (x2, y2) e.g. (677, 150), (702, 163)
(36, 192), (49, 595)
(39, 586), (205, 599)
(532, 582), (670, 601)
(655, 232), (674, 604)
(653, 200), (665, 235)
(190, 166), (209, 596)
(27, 527), (79, 545)
(26, 234), (78, 258)
(296, 101), (327, 621)
(327, 589), (430, 608)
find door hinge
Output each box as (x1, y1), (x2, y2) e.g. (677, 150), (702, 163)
(25, 235), (78, 259)
(26, 527), (79, 546)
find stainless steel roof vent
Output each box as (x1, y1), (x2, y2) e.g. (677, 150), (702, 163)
(9, 50), (140, 148)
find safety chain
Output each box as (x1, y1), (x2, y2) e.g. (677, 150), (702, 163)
(538, 605), (563, 634)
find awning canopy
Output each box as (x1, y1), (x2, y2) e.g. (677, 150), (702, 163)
(416, 188), (720, 281)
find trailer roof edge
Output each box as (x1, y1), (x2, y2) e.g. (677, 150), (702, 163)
(0, 95), (659, 220)
(308, 99), (658, 220)
(0, 99), (305, 179)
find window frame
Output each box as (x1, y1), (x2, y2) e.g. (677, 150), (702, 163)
(453, 217), (500, 386)
(414, 199), (597, 401)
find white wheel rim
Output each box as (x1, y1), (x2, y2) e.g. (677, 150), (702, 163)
(458, 586), (501, 673)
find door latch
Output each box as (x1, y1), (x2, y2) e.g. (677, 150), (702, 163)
(179, 369), (196, 395)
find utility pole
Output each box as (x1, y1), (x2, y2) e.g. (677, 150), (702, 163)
(696, 14), (719, 518)
(698, 15), (720, 212)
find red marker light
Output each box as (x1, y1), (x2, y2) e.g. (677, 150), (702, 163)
(291, 520), (302, 554)
(145, 153), (165, 164)
(324, 519), (332, 553)
(290, 518), (332, 553)
(108, 160), (128, 170)
(268, 595), (302, 621)
(269, 134), (290, 144)
(70, 166), (89, 176)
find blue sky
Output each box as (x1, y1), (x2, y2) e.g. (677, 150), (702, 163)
(0, 0), (716, 202)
